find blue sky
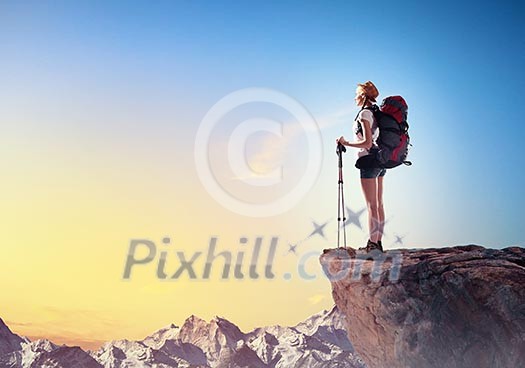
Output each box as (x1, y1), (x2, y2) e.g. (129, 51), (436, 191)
(2, 0), (524, 249)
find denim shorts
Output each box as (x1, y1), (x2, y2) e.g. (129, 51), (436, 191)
(360, 167), (387, 179)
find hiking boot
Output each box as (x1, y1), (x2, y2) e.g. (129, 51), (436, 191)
(359, 239), (384, 253)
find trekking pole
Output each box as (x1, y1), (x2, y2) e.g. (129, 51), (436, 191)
(336, 142), (348, 249)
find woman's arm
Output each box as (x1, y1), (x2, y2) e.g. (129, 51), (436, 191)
(337, 118), (373, 149)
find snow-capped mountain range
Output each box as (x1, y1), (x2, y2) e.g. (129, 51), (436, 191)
(0, 306), (365, 368)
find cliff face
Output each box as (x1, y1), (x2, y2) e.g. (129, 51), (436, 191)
(319, 245), (525, 368)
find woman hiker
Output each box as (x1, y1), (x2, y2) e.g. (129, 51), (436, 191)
(336, 81), (385, 252)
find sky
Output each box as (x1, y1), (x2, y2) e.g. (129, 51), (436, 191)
(1, 0), (524, 350)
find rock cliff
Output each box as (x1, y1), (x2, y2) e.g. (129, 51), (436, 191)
(319, 245), (525, 368)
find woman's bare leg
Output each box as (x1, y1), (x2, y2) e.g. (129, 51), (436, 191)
(360, 178), (380, 243)
(377, 176), (385, 242)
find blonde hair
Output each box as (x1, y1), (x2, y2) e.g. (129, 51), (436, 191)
(356, 81), (379, 103)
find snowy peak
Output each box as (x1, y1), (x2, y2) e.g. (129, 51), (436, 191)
(28, 338), (59, 353)
(142, 323), (180, 349)
(158, 339), (208, 366)
(0, 317), (25, 355)
(294, 305), (344, 334)
(97, 343), (126, 361)
(294, 306), (354, 352)
(183, 314), (206, 326)
(31, 346), (102, 368)
(0, 306), (366, 367)
(216, 342), (268, 368)
(179, 315), (206, 333)
(209, 315), (245, 343)
(178, 314), (210, 344)
(178, 314), (244, 347)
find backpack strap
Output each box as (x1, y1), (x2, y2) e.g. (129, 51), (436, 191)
(354, 107), (364, 122)
(354, 103), (377, 121)
(354, 103), (377, 135)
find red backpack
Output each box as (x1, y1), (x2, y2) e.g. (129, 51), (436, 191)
(355, 96), (412, 169)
